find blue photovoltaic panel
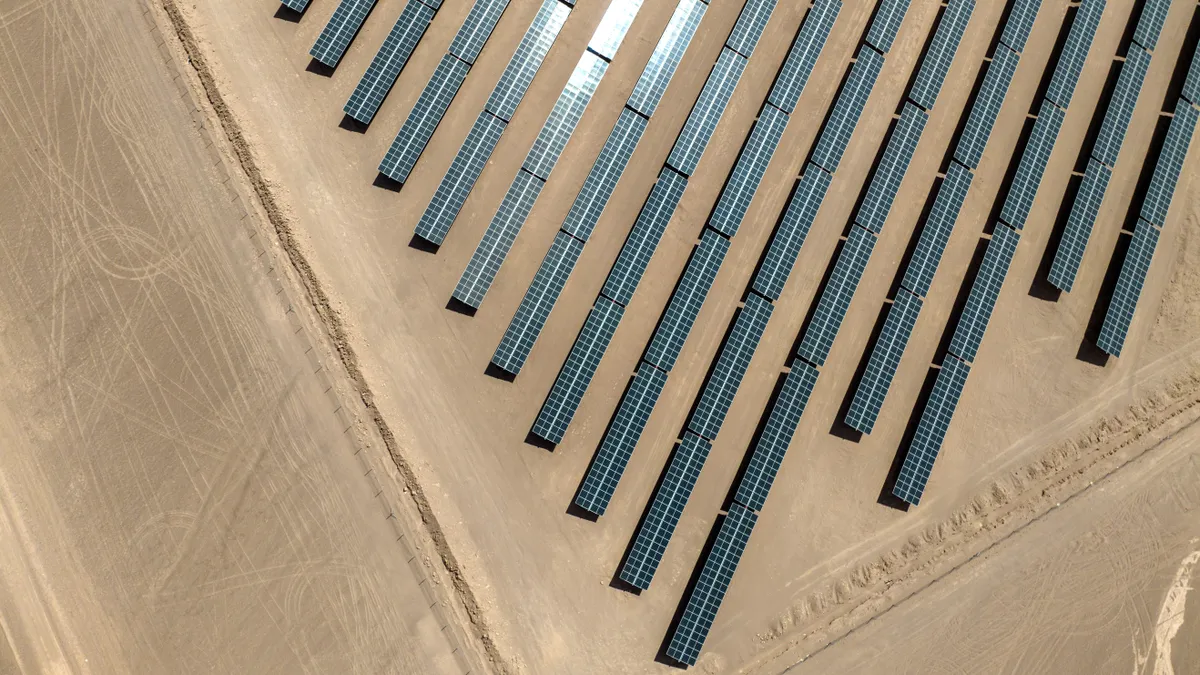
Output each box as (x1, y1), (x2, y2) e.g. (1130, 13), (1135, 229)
(532, 297), (625, 444)
(810, 48), (885, 173)
(725, 0), (778, 58)
(310, 0), (377, 67)
(865, 0), (913, 53)
(627, 0), (708, 117)
(575, 364), (669, 516)
(587, 0), (645, 62)
(909, 0), (974, 111)
(453, 169), (546, 309)
(948, 223), (1020, 363)
(688, 293), (774, 440)
(955, 44), (1019, 169)
(449, 0), (510, 65)
(378, 54), (471, 183)
(795, 226), (877, 367)
(1044, 0), (1105, 109)
(732, 361), (819, 511)
(486, 0), (572, 122)
(844, 289), (923, 434)
(1132, 0), (1170, 51)
(523, 52), (609, 180)
(414, 111), (507, 245)
(282, 0), (312, 12)
(562, 109), (649, 241)
(1184, 44), (1200, 105)
(1092, 46), (1152, 168)
(602, 168), (690, 306)
(709, 104), (790, 238)
(644, 229), (731, 372)
(619, 432), (713, 590)
(1096, 220), (1160, 356)
(753, 165), (833, 300)
(857, 103), (929, 233)
(667, 49), (749, 177)
(343, 1), (436, 124)
(901, 161), (973, 298)
(1140, 102), (1200, 227)
(1048, 159), (1112, 292)
(665, 502), (757, 666)
(891, 354), (970, 505)
(768, 0), (841, 114)
(492, 231), (585, 374)
(999, 0), (1044, 53)
(1000, 100), (1065, 230)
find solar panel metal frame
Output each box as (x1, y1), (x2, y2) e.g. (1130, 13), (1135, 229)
(1044, 0), (1105, 109)
(954, 44), (1019, 169)
(310, 0), (378, 68)
(453, 168), (546, 308)
(733, 361), (819, 511)
(627, 0), (708, 117)
(1140, 102), (1200, 227)
(724, 0), (778, 58)
(999, 0), (1044, 53)
(857, 103), (929, 233)
(378, 54), (472, 183)
(688, 293), (774, 440)
(753, 165), (833, 300)
(485, 0), (572, 122)
(644, 229), (731, 372)
(999, 100), (1065, 230)
(523, 51), (609, 180)
(602, 168), (689, 306)
(1132, 0), (1170, 51)
(901, 161), (973, 297)
(865, 0), (913, 53)
(891, 354), (970, 505)
(709, 104), (790, 238)
(810, 47), (885, 173)
(908, 0), (974, 111)
(282, 0), (313, 12)
(1047, 158), (1112, 292)
(448, 0), (511, 65)
(947, 222), (1020, 363)
(1092, 45), (1152, 168)
(414, 111), (508, 244)
(562, 108), (649, 241)
(767, 0), (841, 114)
(844, 288), (923, 434)
(667, 48), (749, 177)
(343, 1), (436, 124)
(1096, 220), (1160, 356)
(795, 225), (877, 367)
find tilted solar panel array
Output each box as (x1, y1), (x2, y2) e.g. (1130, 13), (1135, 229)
(900, 162), (974, 298)
(732, 361), (819, 511)
(644, 230), (730, 371)
(955, 44), (1019, 169)
(709, 104), (790, 238)
(725, 0), (778, 58)
(492, 231), (584, 374)
(1044, 0), (1106, 109)
(667, 49), (749, 177)
(1048, 159), (1111, 291)
(999, 100), (1065, 230)
(857, 103), (929, 232)
(343, 0), (438, 124)
(1132, 0), (1170, 51)
(1091, 45), (1152, 168)
(892, 355), (970, 505)
(865, 0), (913, 53)
(602, 169), (690, 306)
(628, 0), (710, 117)
(947, 222), (1020, 363)
(282, 0), (312, 13)
(1140, 102), (1200, 227)
(310, 0), (378, 68)
(752, 165), (833, 300)
(810, 48), (885, 172)
(795, 226), (878, 367)
(999, 0), (1044, 53)
(844, 289), (922, 433)
(688, 294), (774, 440)
(1184, 44), (1200, 106)
(908, 0), (974, 111)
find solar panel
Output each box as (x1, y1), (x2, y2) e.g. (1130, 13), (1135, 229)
(753, 165), (833, 300)
(954, 44), (1019, 169)
(843, 289), (922, 434)
(1092, 45), (1152, 168)
(1096, 220), (1160, 356)
(562, 108), (649, 241)
(378, 54), (471, 183)
(709, 104), (790, 238)
(343, 1), (436, 124)
(865, 0), (913, 53)
(665, 502), (757, 666)
(1048, 158), (1112, 292)
(909, 0), (974, 111)
(810, 47), (885, 173)
(644, 229), (731, 372)
(1184, 43), (1200, 105)
(891, 354), (970, 505)
(619, 432), (713, 590)
(732, 361), (819, 511)
(486, 0), (572, 122)
(947, 222), (1019, 363)
(1000, 100), (1065, 230)
(413, 111), (507, 245)
(587, 0), (645, 62)
(453, 169), (546, 308)
(857, 103), (929, 233)
(449, 0), (510, 65)
(602, 168), (690, 306)
(1044, 0), (1105, 109)
(667, 48), (749, 177)
(310, 0), (377, 68)
(282, 0), (312, 13)
(689, 293), (774, 440)
(532, 297), (625, 444)
(999, 0), (1044, 53)
(768, 0), (842, 114)
(1132, 0), (1170, 51)
(795, 225), (877, 367)
(575, 364), (669, 516)
(492, 231), (585, 374)
(1140, 102), (1200, 227)
(627, 0), (708, 117)
(901, 162), (973, 299)
(523, 51), (609, 180)
(725, 0), (778, 58)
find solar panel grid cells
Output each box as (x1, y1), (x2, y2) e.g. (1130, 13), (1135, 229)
(752, 165), (833, 300)
(954, 44), (1019, 169)
(1096, 220), (1160, 356)
(602, 168), (690, 305)
(523, 52), (609, 180)
(665, 503), (758, 666)
(619, 432), (714, 589)
(892, 354), (970, 505)
(1048, 159), (1112, 291)
(587, 0), (646, 61)
(667, 49), (749, 176)
(378, 55), (471, 182)
(688, 294), (774, 440)
(413, 112), (507, 244)
(767, 0), (842, 114)
(310, 0), (377, 67)
(416, 0), (442, 9)
(844, 289), (923, 434)
(1184, 44), (1200, 105)
(864, 0), (914, 53)
(449, 0), (511, 65)
(725, 0), (778, 58)
(999, 0), (1044, 53)
(343, 1), (436, 124)
(947, 222), (1020, 363)
(1132, 0), (1170, 51)
(562, 108), (649, 241)
(733, 361), (819, 511)
(1092, 46), (1152, 168)
(492, 232), (585, 374)
(1140, 102), (1200, 227)
(856, 103), (929, 233)
(627, 0), (708, 117)
(532, 297), (625, 443)
(901, 161), (974, 297)
(908, 0), (975, 111)
(810, 47), (885, 173)
(644, 230), (732, 371)
(795, 226), (878, 367)
(709, 104), (791, 238)
(999, 100), (1065, 230)
(282, 0), (312, 12)
(453, 169), (546, 308)
(1044, 0), (1106, 109)
(575, 364), (669, 516)
(485, 0), (572, 122)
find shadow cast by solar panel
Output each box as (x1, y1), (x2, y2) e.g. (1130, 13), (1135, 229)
(1161, 6), (1200, 110)
(932, 237), (990, 364)
(339, 113), (369, 134)
(653, 512), (726, 668)
(1027, 172), (1079, 301)
(484, 362), (517, 383)
(446, 296), (478, 316)
(524, 430), (557, 452)
(274, 5), (305, 23)
(567, 373), (637, 520)
(720, 371), (788, 512)
(610, 439), (691, 597)
(306, 57), (336, 78)
(877, 365), (939, 511)
(984, 114), (1037, 232)
(829, 301), (889, 442)
(374, 172), (405, 193)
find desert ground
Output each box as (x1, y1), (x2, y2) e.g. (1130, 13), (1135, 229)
(1, 0), (1199, 673)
